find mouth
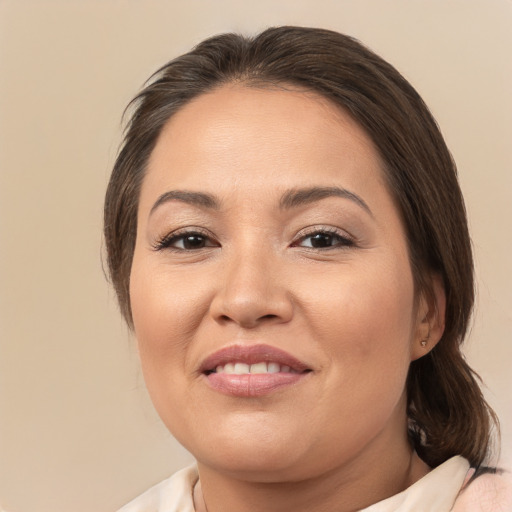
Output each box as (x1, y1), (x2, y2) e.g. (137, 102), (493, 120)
(207, 361), (302, 375)
(200, 344), (312, 397)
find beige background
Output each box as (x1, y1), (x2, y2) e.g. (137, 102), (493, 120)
(0, 1), (510, 511)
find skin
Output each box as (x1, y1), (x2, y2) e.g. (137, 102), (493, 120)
(130, 84), (445, 512)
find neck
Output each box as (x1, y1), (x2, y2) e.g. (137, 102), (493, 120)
(194, 425), (430, 512)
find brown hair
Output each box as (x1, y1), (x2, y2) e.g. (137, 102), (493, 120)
(104, 26), (498, 468)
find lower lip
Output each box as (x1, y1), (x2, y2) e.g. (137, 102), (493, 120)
(205, 372), (308, 397)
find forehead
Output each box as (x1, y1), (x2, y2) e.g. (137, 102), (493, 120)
(141, 84), (388, 208)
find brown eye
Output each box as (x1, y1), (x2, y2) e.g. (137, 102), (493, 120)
(153, 231), (218, 251)
(297, 230), (354, 249)
(308, 233), (335, 248)
(180, 234), (207, 249)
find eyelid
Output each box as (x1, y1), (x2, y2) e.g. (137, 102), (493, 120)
(151, 226), (219, 251)
(151, 224), (356, 251)
(291, 225), (356, 248)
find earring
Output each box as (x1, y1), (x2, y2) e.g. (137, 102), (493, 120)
(421, 328), (431, 348)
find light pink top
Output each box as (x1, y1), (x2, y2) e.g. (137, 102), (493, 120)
(118, 456), (512, 512)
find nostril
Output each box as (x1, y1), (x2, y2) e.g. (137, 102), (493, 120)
(217, 313), (279, 325)
(211, 294), (293, 328)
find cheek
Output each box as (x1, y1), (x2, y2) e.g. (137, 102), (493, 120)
(313, 261), (415, 409)
(129, 256), (209, 401)
(305, 258), (416, 382)
(130, 254), (209, 343)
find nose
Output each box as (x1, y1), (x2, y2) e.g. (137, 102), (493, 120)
(209, 248), (294, 329)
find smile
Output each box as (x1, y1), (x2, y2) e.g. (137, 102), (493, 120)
(200, 344), (312, 397)
(210, 362), (301, 375)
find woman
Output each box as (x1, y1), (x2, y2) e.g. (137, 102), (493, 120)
(105, 27), (509, 511)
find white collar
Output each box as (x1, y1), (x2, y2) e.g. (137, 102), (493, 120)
(361, 456), (470, 512)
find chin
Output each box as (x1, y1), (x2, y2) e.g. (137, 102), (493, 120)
(198, 449), (312, 483)
(177, 413), (319, 481)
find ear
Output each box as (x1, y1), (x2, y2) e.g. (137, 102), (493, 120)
(410, 274), (446, 361)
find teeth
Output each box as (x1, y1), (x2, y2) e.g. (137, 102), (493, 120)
(213, 362), (296, 375)
(268, 362), (280, 373)
(250, 362), (267, 374)
(234, 363), (250, 374)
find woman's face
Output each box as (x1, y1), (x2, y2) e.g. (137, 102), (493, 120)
(130, 85), (429, 481)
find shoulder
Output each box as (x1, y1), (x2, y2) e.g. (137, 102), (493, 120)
(117, 465), (198, 512)
(452, 469), (512, 512)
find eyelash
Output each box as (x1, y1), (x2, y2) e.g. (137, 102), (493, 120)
(292, 227), (355, 250)
(152, 228), (218, 252)
(152, 226), (355, 252)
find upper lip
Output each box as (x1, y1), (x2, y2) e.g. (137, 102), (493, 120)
(199, 344), (311, 374)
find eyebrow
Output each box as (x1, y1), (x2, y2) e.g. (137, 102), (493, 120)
(150, 190), (221, 216)
(279, 186), (373, 216)
(149, 186), (372, 217)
